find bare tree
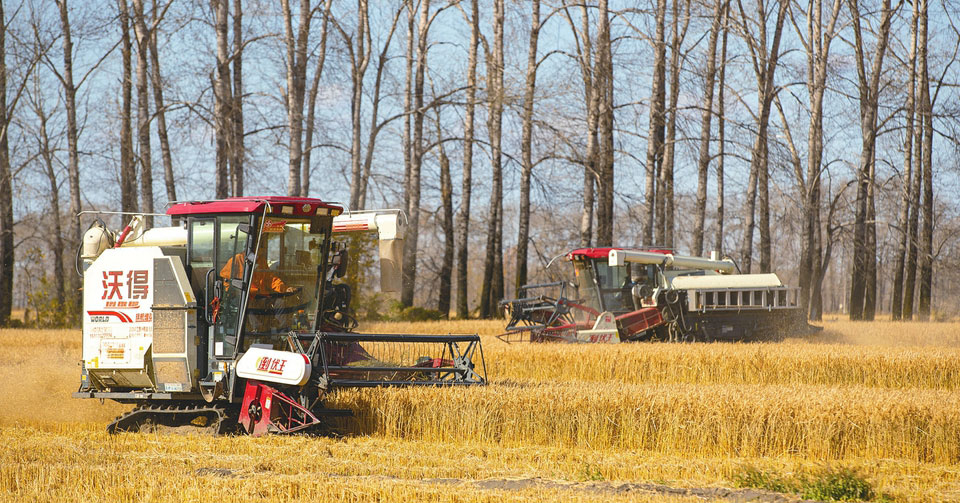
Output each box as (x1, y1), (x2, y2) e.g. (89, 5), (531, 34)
(455, 0), (479, 319)
(131, 0), (154, 228)
(479, 0), (504, 318)
(213, 0), (231, 198)
(793, 0), (843, 318)
(281, 0), (312, 197)
(891, 0), (919, 320)
(435, 115), (453, 317)
(594, 0), (615, 247)
(847, 0), (896, 320)
(401, 0), (433, 307)
(301, 0), (332, 198)
(693, 0), (727, 257)
(916, 0), (933, 319)
(643, 0), (667, 246)
(656, 0), (691, 248)
(736, 0), (788, 273)
(714, 2), (729, 255)
(118, 0), (137, 212)
(515, 0), (541, 292)
(230, 0), (243, 196)
(148, 0), (176, 209)
(54, 0), (81, 311)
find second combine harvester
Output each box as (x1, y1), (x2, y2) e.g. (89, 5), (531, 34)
(501, 247), (816, 343)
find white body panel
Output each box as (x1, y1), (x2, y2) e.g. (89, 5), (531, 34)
(236, 348), (311, 386)
(332, 210), (406, 292)
(575, 311), (621, 344)
(670, 273), (784, 290)
(83, 247), (164, 371)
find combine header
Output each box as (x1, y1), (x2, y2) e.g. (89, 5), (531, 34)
(73, 197), (484, 435)
(500, 247), (813, 343)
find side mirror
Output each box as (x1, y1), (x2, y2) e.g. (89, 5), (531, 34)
(335, 249), (348, 278)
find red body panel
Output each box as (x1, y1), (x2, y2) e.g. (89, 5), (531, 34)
(616, 308), (664, 337)
(167, 196), (342, 217)
(238, 380), (320, 436)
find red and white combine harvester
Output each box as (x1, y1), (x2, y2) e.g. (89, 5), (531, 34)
(74, 197), (485, 435)
(500, 247), (815, 343)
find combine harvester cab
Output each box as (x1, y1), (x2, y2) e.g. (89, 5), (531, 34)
(73, 197), (484, 436)
(500, 247), (816, 343)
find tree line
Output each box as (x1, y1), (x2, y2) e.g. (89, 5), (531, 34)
(0, 0), (958, 327)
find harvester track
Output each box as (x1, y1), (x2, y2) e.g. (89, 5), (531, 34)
(108, 403), (239, 435)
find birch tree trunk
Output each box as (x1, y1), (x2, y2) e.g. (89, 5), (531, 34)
(213, 0), (231, 198)
(118, 0), (138, 212)
(281, 0), (311, 197)
(693, 0), (725, 257)
(342, 0), (371, 209)
(132, 0), (154, 228)
(516, 0), (540, 291)
(847, 0), (894, 321)
(917, 0), (933, 320)
(479, 0), (504, 318)
(147, 0), (176, 210)
(594, 0), (615, 247)
(401, 0), (431, 307)
(302, 0), (331, 198)
(230, 0), (243, 196)
(643, 0), (667, 246)
(56, 0), (82, 312)
(891, 0), (918, 320)
(714, 4), (728, 255)
(736, 0), (787, 273)
(455, 0), (479, 319)
(659, 0), (690, 249)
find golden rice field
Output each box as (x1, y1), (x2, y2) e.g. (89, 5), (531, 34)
(2, 318), (960, 502)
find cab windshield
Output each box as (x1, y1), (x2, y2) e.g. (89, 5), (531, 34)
(244, 217), (329, 338)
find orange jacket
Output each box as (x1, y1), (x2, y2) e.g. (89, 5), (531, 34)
(220, 253), (288, 295)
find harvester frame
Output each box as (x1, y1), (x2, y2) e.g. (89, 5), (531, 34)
(73, 196), (486, 436)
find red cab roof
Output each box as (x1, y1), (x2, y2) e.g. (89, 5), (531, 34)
(567, 247), (672, 260)
(167, 196), (343, 217)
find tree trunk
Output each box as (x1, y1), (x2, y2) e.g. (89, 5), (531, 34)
(917, 0), (933, 320)
(302, 0), (331, 199)
(438, 147), (453, 317)
(401, 0), (431, 307)
(660, 0), (689, 250)
(38, 109), (66, 309)
(230, 0), (243, 196)
(694, 0), (725, 257)
(846, 0), (894, 320)
(903, 115), (922, 319)
(594, 0), (615, 247)
(799, 0), (842, 318)
(118, 0), (138, 212)
(213, 0), (230, 198)
(714, 4), (728, 255)
(515, 0), (540, 292)
(346, 0), (372, 209)
(56, 0), (82, 313)
(480, 0), (504, 318)
(736, 0), (788, 273)
(891, 1), (918, 320)
(0, 0), (11, 326)
(455, 0), (478, 319)
(147, 0), (176, 212)
(281, 0), (311, 197)
(132, 0), (154, 228)
(643, 0), (667, 246)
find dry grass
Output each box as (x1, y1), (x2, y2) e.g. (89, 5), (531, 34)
(2, 319), (960, 501)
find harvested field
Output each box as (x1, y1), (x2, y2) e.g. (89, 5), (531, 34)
(2, 320), (959, 501)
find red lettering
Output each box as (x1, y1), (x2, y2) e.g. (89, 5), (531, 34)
(102, 271), (123, 300)
(127, 270), (149, 299)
